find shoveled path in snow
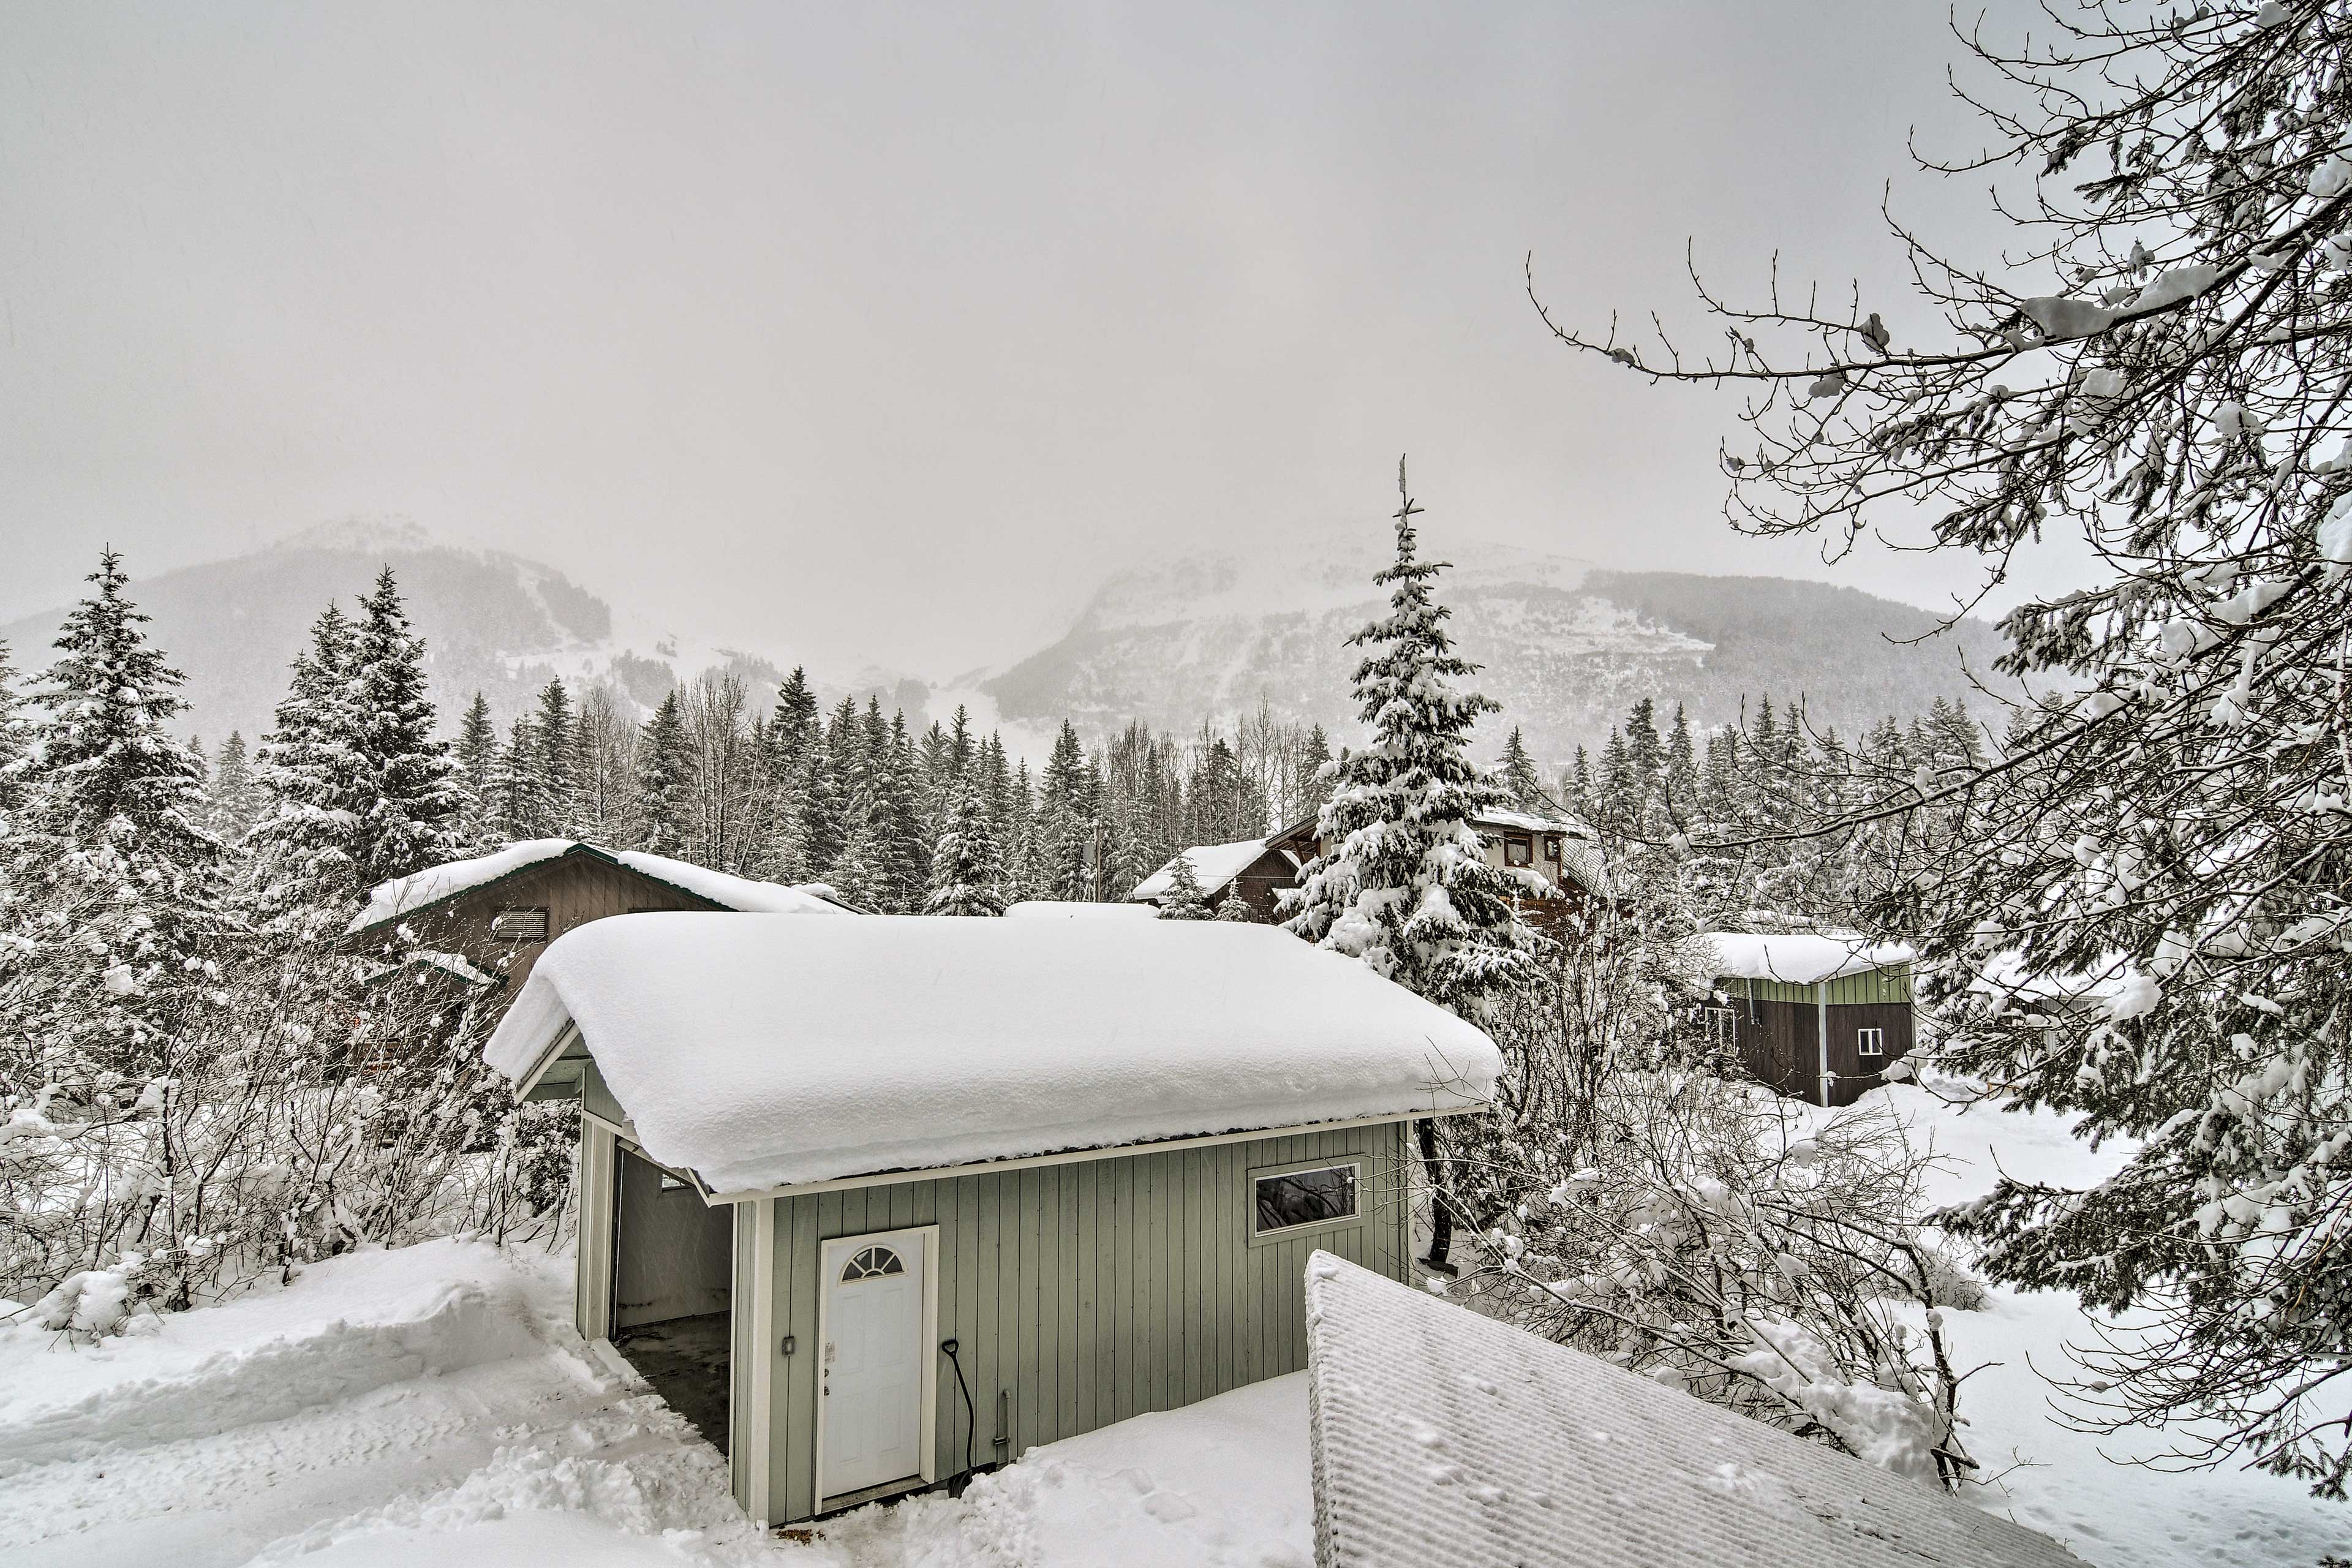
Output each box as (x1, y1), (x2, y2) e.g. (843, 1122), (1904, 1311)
(0, 1238), (1310, 1568)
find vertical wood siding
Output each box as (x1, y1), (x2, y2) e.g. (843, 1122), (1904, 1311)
(758, 1120), (1412, 1522)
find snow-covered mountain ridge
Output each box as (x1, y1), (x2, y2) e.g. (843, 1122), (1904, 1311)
(984, 530), (2010, 760)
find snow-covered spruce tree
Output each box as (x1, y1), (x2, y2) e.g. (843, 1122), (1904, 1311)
(1215, 888), (1256, 922)
(1156, 851), (1213, 920)
(530, 679), (576, 837)
(1536, 1), (2352, 1490)
(635, 688), (692, 855)
(245, 604), (371, 935)
(348, 568), (459, 888)
(1285, 462), (1545, 1267)
(451, 693), (500, 850)
(0, 638), (29, 824)
(493, 714), (550, 840)
(204, 731), (261, 843)
(9, 551), (222, 1078)
(1498, 725), (1550, 813)
(925, 780), (1006, 916)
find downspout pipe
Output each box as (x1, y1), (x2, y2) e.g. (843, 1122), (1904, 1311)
(1816, 983), (1831, 1108)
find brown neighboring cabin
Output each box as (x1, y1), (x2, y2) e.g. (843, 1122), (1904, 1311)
(1701, 932), (1918, 1109)
(345, 840), (853, 997)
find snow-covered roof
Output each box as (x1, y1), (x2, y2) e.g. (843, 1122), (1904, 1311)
(1705, 932), (1916, 986)
(1476, 807), (1594, 838)
(1127, 838), (1287, 903)
(346, 840), (846, 934)
(484, 914), (1501, 1194)
(1301, 1251), (2086, 1568)
(1004, 899), (1160, 919)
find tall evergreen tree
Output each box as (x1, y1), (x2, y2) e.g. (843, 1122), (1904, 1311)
(15, 550), (220, 1071)
(1498, 726), (1548, 813)
(1283, 466), (1539, 1272)
(247, 605), (370, 932)
(924, 780), (1006, 916)
(635, 689), (692, 855)
(347, 568), (459, 885)
(453, 694), (500, 849)
(495, 715), (550, 840)
(204, 731), (262, 843)
(0, 639), (31, 823)
(532, 680), (576, 836)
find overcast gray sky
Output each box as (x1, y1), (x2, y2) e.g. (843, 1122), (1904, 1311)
(1, 1), (2055, 676)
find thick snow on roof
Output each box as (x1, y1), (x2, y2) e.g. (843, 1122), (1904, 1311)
(1705, 931), (1917, 986)
(347, 840), (843, 933)
(486, 914), (1500, 1193)
(606, 851), (843, 916)
(347, 839), (578, 933)
(1127, 837), (1283, 902)
(1302, 1251), (2084, 1568)
(1005, 899), (1159, 919)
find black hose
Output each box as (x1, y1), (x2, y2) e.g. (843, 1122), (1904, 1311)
(941, 1338), (978, 1485)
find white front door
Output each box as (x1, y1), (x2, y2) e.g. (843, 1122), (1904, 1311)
(820, 1227), (927, 1499)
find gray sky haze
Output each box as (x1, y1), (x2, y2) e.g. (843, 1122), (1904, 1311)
(2, 1), (2055, 676)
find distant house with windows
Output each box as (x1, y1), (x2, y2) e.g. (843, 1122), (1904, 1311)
(483, 914), (1500, 1527)
(1701, 932), (1917, 1109)
(345, 839), (854, 995)
(1129, 807), (1613, 927)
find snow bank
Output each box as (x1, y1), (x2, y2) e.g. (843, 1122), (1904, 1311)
(955, 1373), (1313, 1568)
(1126, 838), (1281, 903)
(485, 914), (1501, 1193)
(0, 1240), (541, 1477)
(1705, 930), (1915, 984)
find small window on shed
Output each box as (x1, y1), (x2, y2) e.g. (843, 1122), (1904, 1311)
(1504, 837), (1532, 867)
(1857, 1027), (1886, 1058)
(1703, 1005), (1736, 1050)
(1542, 835), (1561, 861)
(1253, 1163), (1360, 1237)
(490, 908), (548, 941)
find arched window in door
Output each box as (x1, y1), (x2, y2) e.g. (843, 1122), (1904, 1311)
(840, 1245), (906, 1281)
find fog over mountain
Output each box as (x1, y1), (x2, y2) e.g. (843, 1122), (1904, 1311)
(984, 526), (2012, 761)
(6, 521), (2011, 764)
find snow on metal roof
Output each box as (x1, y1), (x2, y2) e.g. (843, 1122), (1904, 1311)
(346, 840), (845, 933)
(1302, 1251), (2086, 1568)
(484, 914), (1501, 1195)
(1127, 837), (1286, 903)
(1005, 899), (1160, 919)
(1705, 932), (1917, 986)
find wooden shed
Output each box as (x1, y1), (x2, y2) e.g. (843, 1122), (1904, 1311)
(1125, 837), (1302, 920)
(1702, 932), (1918, 1108)
(484, 913), (1500, 1527)
(344, 839), (852, 993)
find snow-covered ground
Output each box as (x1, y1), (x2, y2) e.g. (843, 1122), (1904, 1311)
(1, 1088), (2344, 1567)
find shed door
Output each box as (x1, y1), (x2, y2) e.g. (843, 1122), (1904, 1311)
(820, 1228), (927, 1498)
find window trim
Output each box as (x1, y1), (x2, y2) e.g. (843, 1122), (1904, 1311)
(1246, 1153), (1365, 1248)
(490, 906), (550, 942)
(1703, 1005), (1737, 1050)
(1542, 835), (1561, 861)
(1503, 835), (1533, 867)
(1856, 1027), (1887, 1058)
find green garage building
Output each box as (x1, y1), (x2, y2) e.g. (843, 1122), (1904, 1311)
(487, 913), (1499, 1527)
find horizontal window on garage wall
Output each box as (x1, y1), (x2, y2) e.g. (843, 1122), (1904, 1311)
(491, 907), (549, 941)
(1250, 1155), (1362, 1245)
